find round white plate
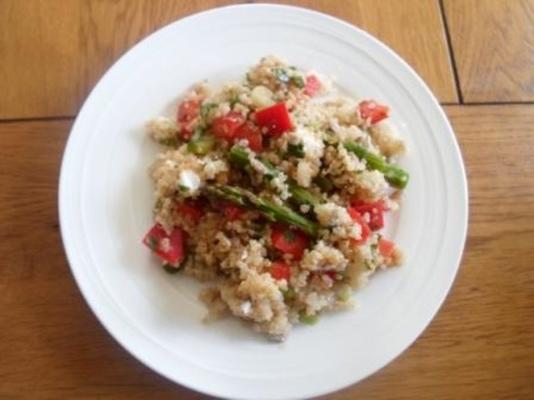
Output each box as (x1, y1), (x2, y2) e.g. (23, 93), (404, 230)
(59, 4), (468, 400)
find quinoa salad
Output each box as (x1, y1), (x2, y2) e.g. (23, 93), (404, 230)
(142, 56), (409, 340)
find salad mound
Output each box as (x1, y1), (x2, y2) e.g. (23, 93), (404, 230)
(142, 56), (408, 340)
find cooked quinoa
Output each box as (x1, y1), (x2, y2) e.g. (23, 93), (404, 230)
(142, 56), (409, 340)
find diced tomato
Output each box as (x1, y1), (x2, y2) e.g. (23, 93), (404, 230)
(358, 100), (389, 124)
(350, 200), (386, 231)
(304, 75), (321, 97)
(178, 128), (191, 140)
(271, 224), (309, 260)
(378, 238), (395, 258)
(211, 111), (246, 140)
(222, 203), (245, 220)
(142, 224), (186, 266)
(177, 100), (200, 123)
(255, 103), (292, 137)
(177, 200), (204, 223)
(176, 100), (200, 140)
(270, 261), (291, 281)
(324, 270), (337, 280)
(234, 121), (263, 152)
(347, 207), (371, 245)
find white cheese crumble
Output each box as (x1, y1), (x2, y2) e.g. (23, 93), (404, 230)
(240, 301), (252, 316)
(179, 169), (201, 193)
(289, 126), (325, 159)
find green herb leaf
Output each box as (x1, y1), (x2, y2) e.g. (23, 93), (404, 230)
(286, 143), (305, 158)
(159, 137), (178, 147)
(229, 92), (240, 107)
(282, 287), (296, 302)
(313, 176), (334, 193)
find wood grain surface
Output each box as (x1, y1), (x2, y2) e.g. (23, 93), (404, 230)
(1, 1), (534, 399)
(0, 0), (456, 120)
(444, 0), (534, 102)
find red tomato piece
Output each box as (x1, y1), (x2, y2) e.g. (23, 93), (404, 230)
(271, 224), (309, 260)
(234, 121), (263, 152)
(177, 100), (200, 123)
(179, 127), (192, 140)
(324, 270), (337, 280)
(358, 100), (389, 124)
(347, 207), (371, 245)
(176, 100), (200, 140)
(211, 111), (245, 140)
(255, 103), (292, 137)
(222, 203), (245, 221)
(177, 200), (204, 223)
(142, 224), (186, 266)
(378, 238), (395, 258)
(350, 200), (386, 231)
(304, 75), (321, 97)
(270, 261), (291, 281)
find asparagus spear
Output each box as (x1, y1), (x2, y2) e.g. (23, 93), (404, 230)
(228, 146), (321, 206)
(205, 185), (319, 237)
(343, 140), (409, 189)
(228, 145), (276, 177)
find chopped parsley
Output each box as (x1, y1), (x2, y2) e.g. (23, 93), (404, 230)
(229, 92), (240, 107)
(158, 137), (178, 147)
(313, 176), (334, 193)
(282, 287), (296, 302)
(286, 143), (305, 158)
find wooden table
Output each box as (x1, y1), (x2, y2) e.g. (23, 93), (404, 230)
(1, 1), (533, 399)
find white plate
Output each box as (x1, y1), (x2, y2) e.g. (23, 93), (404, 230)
(59, 4), (468, 400)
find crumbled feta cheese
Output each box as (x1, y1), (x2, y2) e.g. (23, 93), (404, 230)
(203, 159), (228, 180)
(290, 126), (324, 159)
(271, 173), (290, 200)
(179, 169), (201, 192)
(296, 160), (314, 187)
(240, 301), (252, 316)
(314, 203), (352, 227)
